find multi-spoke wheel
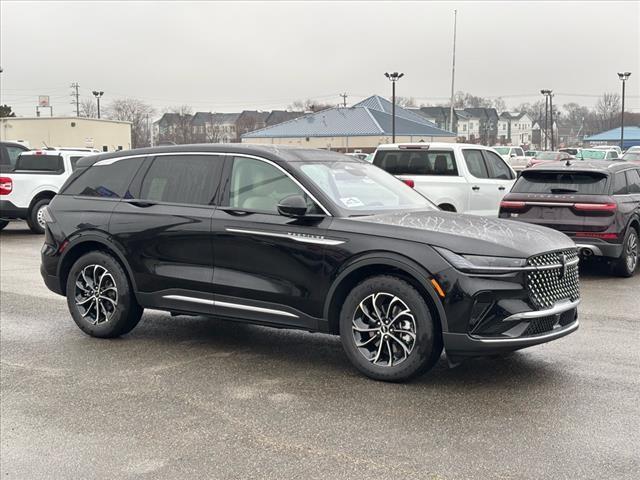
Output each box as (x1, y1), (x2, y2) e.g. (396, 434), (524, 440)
(351, 293), (417, 367)
(26, 198), (50, 234)
(614, 228), (639, 277)
(66, 251), (143, 337)
(340, 275), (442, 382)
(74, 264), (119, 325)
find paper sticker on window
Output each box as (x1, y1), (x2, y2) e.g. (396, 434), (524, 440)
(340, 197), (365, 208)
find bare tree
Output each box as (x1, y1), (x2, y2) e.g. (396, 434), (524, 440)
(169, 105), (194, 144)
(395, 96), (418, 108)
(79, 97), (98, 118)
(491, 97), (506, 113)
(453, 91), (493, 108)
(104, 98), (156, 148)
(595, 92), (621, 130)
(288, 99), (333, 112)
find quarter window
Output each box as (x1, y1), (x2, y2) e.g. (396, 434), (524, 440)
(139, 155), (222, 205)
(228, 157), (309, 213)
(612, 172), (628, 195)
(463, 150), (489, 178)
(625, 169), (640, 194)
(63, 158), (145, 198)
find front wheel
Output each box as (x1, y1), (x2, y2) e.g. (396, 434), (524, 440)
(339, 275), (442, 382)
(66, 251), (143, 338)
(26, 198), (50, 234)
(613, 228), (638, 277)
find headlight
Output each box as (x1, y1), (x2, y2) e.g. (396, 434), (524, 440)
(434, 247), (526, 273)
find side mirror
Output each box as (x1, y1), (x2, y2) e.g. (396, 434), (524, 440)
(277, 194), (308, 217)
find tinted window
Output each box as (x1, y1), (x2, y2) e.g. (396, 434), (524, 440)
(6, 146), (26, 165)
(625, 170), (640, 194)
(483, 150), (514, 180)
(69, 156), (84, 171)
(612, 172), (628, 195)
(512, 171), (608, 194)
(140, 155), (221, 205)
(229, 157), (307, 213)
(463, 150), (489, 178)
(373, 150), (458, 176)
(15, 154), (63, 172)
(62, 158), (144, 198)
(515, 148), (524, 157)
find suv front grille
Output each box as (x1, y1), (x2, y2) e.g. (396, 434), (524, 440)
(526, 249), (580, 310)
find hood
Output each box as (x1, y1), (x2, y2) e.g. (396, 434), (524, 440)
(351, 210), (575, 258)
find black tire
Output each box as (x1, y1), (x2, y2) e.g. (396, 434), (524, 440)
(0, 220), (8, 231)
(26, 198), (50, 234)
(66, 250), (143, 338)
(339, 275), (443, 382)
(613, 227), (639, 277)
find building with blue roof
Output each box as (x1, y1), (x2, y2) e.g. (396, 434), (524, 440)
(241, 95), (456, 152)
(584, 126), (640, 149)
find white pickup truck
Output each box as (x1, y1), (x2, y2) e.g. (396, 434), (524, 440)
(371, 143), (516, 216)
(0, 150), (89, 233)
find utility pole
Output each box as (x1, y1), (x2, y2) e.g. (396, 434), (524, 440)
(448, 9), (457, 133)
(340, 93), (348, 108)
(70, 82), (80, 116)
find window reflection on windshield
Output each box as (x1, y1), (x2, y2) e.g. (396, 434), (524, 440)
(299, 162), (435, 213)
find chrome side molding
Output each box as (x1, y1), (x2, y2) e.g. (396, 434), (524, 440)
(163, 295), (299, 318)
(225, 228), (345, 246)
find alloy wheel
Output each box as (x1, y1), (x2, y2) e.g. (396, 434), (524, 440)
(626, 231), (638, 272)
(36, 205), (47, 229)
(74, 264), (118, 325)
(351, 292), (417, 367)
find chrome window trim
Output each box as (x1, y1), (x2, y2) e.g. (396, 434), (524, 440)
(93, 151), (332, 216)
(226, 227), (345, 246)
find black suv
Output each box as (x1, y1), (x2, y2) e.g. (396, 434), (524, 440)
(41, 145), (580, 381)
(500, 161), (640, 277)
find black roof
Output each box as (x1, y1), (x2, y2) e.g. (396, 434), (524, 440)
(76, 143), (352, 168)
(527, 160), (637, 174)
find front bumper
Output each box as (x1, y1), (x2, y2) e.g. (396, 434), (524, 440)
(0, 200), (28, 220)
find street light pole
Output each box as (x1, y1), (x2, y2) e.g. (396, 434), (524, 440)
(92, 90), (104, 119)
(541, 89), (552, 150)
(549, 92), (555, 151)
(617, 72), (631, 150)
(384, 72), (404, 143)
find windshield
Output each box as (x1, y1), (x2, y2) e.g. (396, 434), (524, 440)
(298, 161), (436, 213)
(494, 147), (510, 155)
(581, 150), (606, 160)
(535, 152), (562, 160)
(512, 171), (608, 194)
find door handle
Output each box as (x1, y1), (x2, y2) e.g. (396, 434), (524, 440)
(498, 186), (506, 191)
(472, 186), (480, 191)
(128, 200), (156, 208)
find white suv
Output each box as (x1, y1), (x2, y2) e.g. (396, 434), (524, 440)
(0, 149), (90, 233)
(372, 143), (516, 216)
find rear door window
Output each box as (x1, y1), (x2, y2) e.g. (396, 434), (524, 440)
(139, 154), (222, 205)
(625, 169), (640, 194)
(482, 150), (514, 180)
(462, 150), (489, 178)
(612, 172), (628, 195)
(62, 158), (145, 198)
(512, 171), (609, 194)
(373, 150), (458, 176)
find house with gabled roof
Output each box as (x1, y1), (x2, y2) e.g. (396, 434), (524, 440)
(241, 95), (455, 152)
(498, 112), (533, 146)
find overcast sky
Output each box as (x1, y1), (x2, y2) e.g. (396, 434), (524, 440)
(1, 1), (638, 118)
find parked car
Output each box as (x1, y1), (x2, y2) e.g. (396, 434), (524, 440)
(591, 145), (622, 155)
(40, 144), (579, 382)
(0, 141), (30, 173)
(0, 149), (88, 233)
(580, 148), (619, 161)
(345, 152), (369, 161)
(493, 146), (528, 173)
(526, 151), (573, 168)
(525, 150), (538, 157)
(621, 151), (640, 163)
(372, 143), (516, 216)
(500, 160), (640, 277)
(559, 147), (583, 158)
(624, 146), (640, 154)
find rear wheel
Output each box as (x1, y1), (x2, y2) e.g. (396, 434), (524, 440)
(66, 251), (143, 338)
(339, 275), (442, 382)
(0, 220), (8, 231)
(613, 227), (638, 277)
(26, 198), (50, 234)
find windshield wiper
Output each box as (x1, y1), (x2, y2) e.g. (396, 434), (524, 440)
(549, 188), (578, 193)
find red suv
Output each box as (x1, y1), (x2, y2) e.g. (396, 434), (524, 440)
(500, 160), (640, 277)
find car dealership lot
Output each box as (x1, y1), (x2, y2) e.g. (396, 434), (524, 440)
(1, 222), (638, 479)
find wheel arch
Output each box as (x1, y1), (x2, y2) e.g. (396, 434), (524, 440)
(323, 254), (447, 335)
(28, 190), (57, 212)
(57, 233), (139, 298)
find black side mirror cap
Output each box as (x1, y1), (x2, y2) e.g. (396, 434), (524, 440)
(277, 194), (308, 217)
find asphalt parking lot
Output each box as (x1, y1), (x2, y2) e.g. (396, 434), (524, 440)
(1, 222), (638, 480)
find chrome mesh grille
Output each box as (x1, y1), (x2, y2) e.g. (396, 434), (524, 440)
(526, 249), (580, 310)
